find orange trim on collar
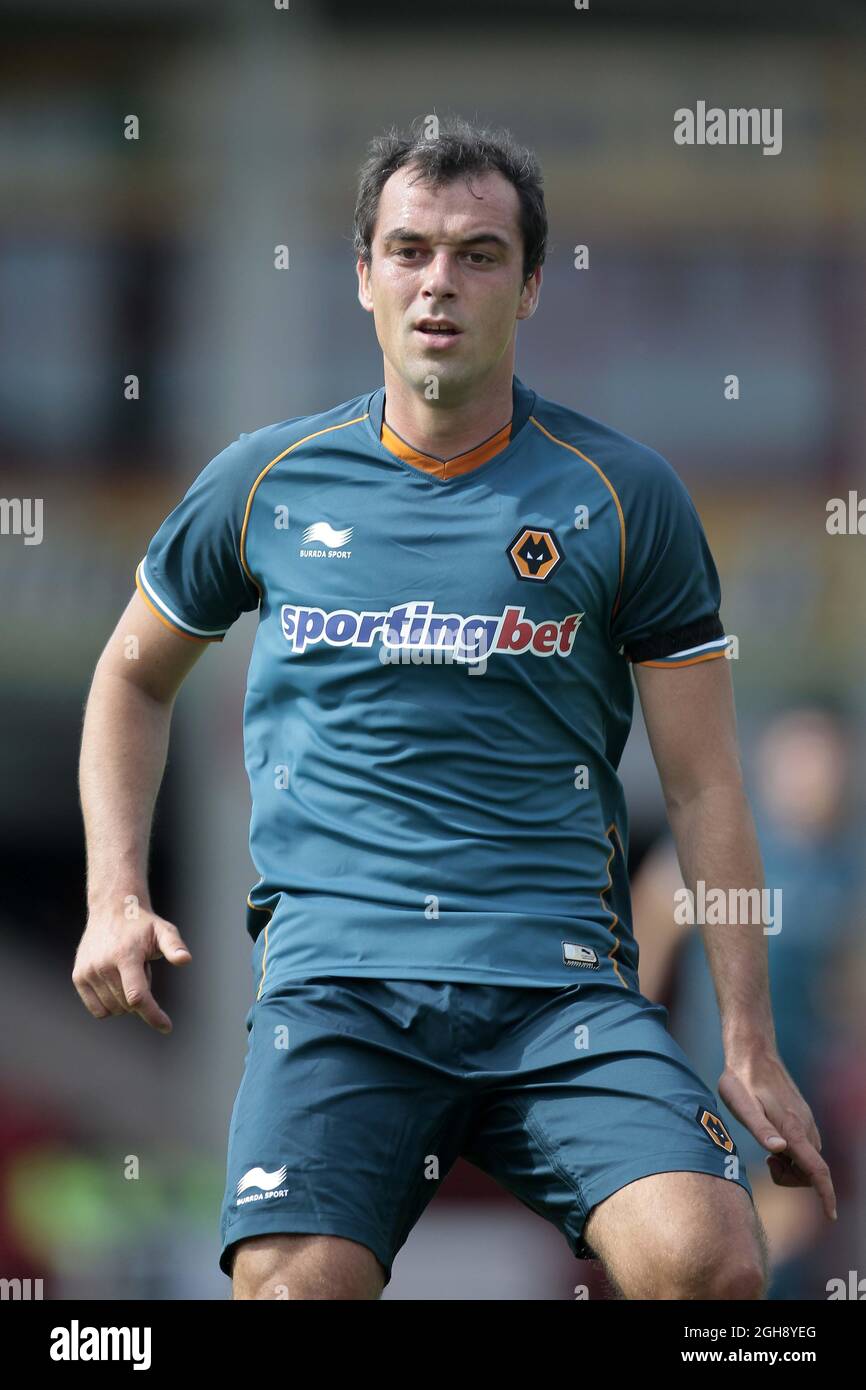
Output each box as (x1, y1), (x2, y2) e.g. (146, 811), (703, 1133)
(380, 418), (512, 479)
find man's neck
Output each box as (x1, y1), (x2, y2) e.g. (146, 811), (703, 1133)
(382, 367), (515, 460)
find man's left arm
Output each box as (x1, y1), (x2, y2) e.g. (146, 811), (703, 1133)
(634, 656), (837, 1222)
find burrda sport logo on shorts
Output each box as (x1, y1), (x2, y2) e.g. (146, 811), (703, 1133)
(236, 1163), (291, 1207)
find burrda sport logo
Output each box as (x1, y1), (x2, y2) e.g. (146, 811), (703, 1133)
(280, 600), (584, 661)
(299, 522), (353, 559)
(236, 1163), (291, 1207)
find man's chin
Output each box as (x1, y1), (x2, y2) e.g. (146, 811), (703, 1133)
(403, 356), (479, 396)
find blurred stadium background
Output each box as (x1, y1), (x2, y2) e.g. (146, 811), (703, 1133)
(1, 0), (864, 1299)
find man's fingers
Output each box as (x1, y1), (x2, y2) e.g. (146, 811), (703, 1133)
(723, 1068), (836, 1218)
(779, 1129), (837, 1220)
(94, 963), (129, 1013)
(153, 920), (192, 966)
(86, 970), (126, 1016)
(72, 914), (189, 1030)
(718, 1070), (787, 1152)
(767, 1154), (810, 1187)
(730, 1069), (836, 1215)
(73, 975), (111, 1021)
(117, 958), (173, 1033)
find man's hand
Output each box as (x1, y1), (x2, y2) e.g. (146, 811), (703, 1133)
(718, 1048), (837, 1220)
(72, 904), (191, 1035)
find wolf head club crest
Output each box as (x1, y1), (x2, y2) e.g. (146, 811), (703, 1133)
(507, 527), (563, 582)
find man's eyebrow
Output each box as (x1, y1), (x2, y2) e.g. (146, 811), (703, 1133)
(382, 227), (510, 251)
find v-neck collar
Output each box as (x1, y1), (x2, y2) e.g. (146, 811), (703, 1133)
(365, 375), (537, 487)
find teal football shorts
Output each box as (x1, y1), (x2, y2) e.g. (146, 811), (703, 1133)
(219, 976), (753, 1284)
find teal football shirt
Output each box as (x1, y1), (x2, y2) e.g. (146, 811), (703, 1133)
(136, 376), (727, 995)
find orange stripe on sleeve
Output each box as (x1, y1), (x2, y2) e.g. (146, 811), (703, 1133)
(636, 649), (727, 669)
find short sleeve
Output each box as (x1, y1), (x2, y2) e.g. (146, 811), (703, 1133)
(135, 436), (262, 643)
(611, 452), (728, 667)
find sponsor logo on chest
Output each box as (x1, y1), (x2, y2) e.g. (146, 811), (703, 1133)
(284, 515), (588, 660)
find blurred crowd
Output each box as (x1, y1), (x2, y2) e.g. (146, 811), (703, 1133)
(633, 703), (866, 1299)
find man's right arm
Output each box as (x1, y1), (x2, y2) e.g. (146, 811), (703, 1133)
(74, 589), (211, 1033)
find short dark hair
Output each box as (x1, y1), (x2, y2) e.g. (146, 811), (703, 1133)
(353, 114), (547, 286)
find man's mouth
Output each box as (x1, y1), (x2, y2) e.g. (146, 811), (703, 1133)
(414, 318), (463, 344)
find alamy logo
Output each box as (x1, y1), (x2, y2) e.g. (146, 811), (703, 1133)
(50, 1322), (151, 1370)
(826, 492), (866, 534)
(674, 102), (782, 156)
(674, 880), (782, 935)
(0, 1277), (43, 1300)
(827, 1271), (866, 1299)
(300, 521), (353, 556)
(0, 497), (43, 545)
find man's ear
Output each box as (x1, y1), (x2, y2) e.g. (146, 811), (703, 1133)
(518, 265), (542, 321)
(357, 256), (374, 313)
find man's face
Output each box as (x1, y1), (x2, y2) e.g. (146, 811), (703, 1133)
(357, 163), (541, 400)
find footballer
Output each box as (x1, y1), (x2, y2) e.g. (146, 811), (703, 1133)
(75, 116), (835, 1300)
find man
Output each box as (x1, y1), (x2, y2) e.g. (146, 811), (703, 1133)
(75, 116), (834, 1300)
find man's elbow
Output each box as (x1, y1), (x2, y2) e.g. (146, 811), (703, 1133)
(661, 769), (748, 818)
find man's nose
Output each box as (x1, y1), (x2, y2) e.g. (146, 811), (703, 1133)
(421, 250), (458, 295)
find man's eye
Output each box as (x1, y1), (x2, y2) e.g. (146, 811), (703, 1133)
(466, 253), (492, 264)
(396, 248), (421, 259)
